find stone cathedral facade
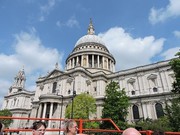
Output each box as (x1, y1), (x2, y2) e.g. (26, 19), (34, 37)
(2, 20), (175, 129)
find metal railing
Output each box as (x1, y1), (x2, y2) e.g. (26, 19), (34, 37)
(0, 116), (180, 135)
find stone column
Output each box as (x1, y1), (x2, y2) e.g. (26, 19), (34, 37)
(42, 103), (47, 120)
(142, 102), (148, 119)
(110, 60), (112, 71)
(151, 103), (156, 119)
(137, 74), (142, 95)
(59, 103), (64, 129)
(113, 64), (115, 72)
(30, 106), (38, 118)
(37, 103), (42, 118)
(92, 55), (94, 68)
(97, 55), (99, 68)
(21, 97), (25, 108)
(48, 102), (54, 128)
(69, 59), (72, 69)
(77, 56), (79, 66)
(129, 105), (133, 122)
(142, 75), (148, 94)
(67, 60), (69, 69)
(164, 71), (171, 91)
(29, 105), (38, 126)
(106, 58), (109, 69)
(62, 104), (66, 119)
(161, 70), (170, 92)
(139, 102), (144, 119)
(119, 77), (125, 89)
(102, 57), (104, 69)
(109, 60), (111, 71)
(71, 59), (73, 68)
(158, 72), (165, 93)
(144, 101), (152, 119)
(87, 55), (89, 67)
(81, 55), (84, 66)
(72, 58), (75, 68)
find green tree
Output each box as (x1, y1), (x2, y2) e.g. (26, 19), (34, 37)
(0, 109), (13, 127)
(169, 51), (180, 94)
(65, 93), (96, 119)
(101, 81), (130, 130)
(135, 117), (172, 131)
(165, 98), (180, 131)
(165, 50), (180, 131)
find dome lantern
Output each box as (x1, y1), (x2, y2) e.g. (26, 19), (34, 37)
(87, 18), (95, 35)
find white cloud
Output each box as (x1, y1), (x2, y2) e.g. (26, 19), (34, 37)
(14, 31), (63, 72)
(0, 80), (10, 108)
(56, 21), (62, 27)
(66, 17), (79, 28)
(173, 30), (180, 38)
(39, 0), (59, 22)
(149, 0), (180, 24)
(161, 47), (180, 60)
(99, 27), (165, 70)
(40, 0), (56, 14)
(56, 16), (79, 28)
(0, 29), (64, 107)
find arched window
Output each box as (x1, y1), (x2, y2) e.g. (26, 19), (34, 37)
(52, 82), (57, 93)
(132, 105), (140, 119)
(153, 87), (158, 92)
(131, 90), (135, 95)
(155, 103), (164, 118)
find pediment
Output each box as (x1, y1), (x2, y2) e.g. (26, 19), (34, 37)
(147, 74), (157, 80)
(127, 78), (135, 83)
(46, 69), (64, 79)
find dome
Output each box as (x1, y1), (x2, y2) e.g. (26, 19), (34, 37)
(75, 34), (105, 47)
(75, 18), (105, 47)
(66, 19), (116, 73)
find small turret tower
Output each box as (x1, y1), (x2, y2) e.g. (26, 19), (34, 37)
(9, 68), (26, 94)
(14, 68), (26, 88)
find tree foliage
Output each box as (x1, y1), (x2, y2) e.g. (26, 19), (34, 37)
(0, 109), (13, 127)
(169, 51), (180, 94)
(165, 98), (180, 131)
(65, 93), (96, 119)
(101, 81), (130, 130)
(134, 117), (172, 131)
(165, 50), (180, 131)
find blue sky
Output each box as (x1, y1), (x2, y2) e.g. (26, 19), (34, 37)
(0, 0), (180, 107)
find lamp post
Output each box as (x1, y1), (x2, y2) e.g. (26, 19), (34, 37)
(68, 76), (76, 119)
(57, 94), (63, 135)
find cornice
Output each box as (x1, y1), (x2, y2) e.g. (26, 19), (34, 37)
(4, 91), (35, 98)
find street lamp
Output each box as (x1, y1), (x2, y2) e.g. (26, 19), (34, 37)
(56, 93), (63, 135)
(68, 76), (76, 119)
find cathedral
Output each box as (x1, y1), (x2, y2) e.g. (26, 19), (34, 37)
(2, 20), (174, 129)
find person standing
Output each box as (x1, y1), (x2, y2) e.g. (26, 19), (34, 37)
(64, 120), (78, 135)
(32, 121), (47, 135)
(122, 127), (141, 135)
